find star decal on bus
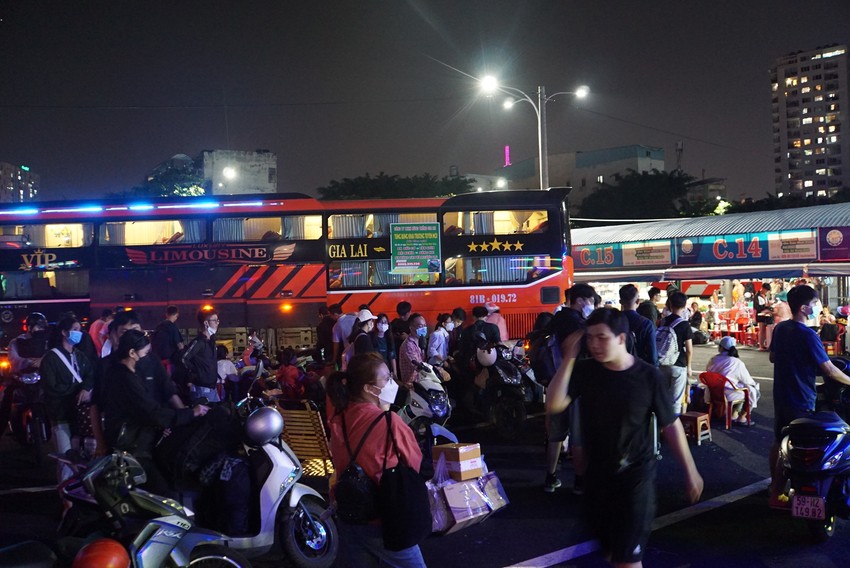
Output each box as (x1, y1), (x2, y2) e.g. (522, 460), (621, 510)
(464, 240), (525, 253)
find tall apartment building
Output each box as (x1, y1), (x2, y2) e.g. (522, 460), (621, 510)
(0, 162), (39, 202)
(771, 44), (849, 198)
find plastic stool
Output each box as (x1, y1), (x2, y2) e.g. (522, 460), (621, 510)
(679, 411), (712, 446)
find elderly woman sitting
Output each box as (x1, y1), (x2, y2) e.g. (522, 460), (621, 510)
(705, 336), (760, 425)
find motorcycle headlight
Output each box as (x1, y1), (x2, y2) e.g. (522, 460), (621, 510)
(19, 373), (41, 384)
(825, 450), (844, 470)
(428, 391), (449, 418)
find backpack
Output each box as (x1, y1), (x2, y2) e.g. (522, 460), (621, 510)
(656, 317), (684, 367)
(171, 338), (201, 389)
(334, 411), (386, 524)
(527, 330), (562, 387)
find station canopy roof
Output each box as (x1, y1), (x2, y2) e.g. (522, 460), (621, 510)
(571, 202), (850, 281)
(572, 202), (850, 245)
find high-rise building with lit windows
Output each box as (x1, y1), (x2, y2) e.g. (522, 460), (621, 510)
(771, 44), (849, 198)
(0, 162), (39, 202)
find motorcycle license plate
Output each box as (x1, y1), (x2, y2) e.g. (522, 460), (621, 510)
(792, 495), (825, 520)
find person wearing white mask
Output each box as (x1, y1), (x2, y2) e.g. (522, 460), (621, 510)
(370, 312), (397, 378)
(326, 352), (425, 567)
(180, 308), (222, 403)
(427, 313), (454, 366)
(543, 282), (596, 496)
(40, 315), (95, 482)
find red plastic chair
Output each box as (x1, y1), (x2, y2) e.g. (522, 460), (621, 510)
(698, 371), (751, 429)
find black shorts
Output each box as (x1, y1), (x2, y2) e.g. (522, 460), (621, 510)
(584, 463), (656, 564)
(546, 400), (582, 444)
(774, 406), (815, 441)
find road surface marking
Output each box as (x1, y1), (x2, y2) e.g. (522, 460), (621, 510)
(504, 478), (770, 567)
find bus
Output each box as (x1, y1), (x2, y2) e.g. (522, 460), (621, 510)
(0, 188), (573, 352)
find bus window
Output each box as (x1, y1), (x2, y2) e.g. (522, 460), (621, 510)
(212, 215), (322, 242)
(0, 270), (89, 299)
(0, 223), (93, 248)
(329, 213), (436, 239)
(442, 210), (548, 236)
(444, 255), (552, 285)
(328, 260), (437, 289)
(99, 219), (204, 246)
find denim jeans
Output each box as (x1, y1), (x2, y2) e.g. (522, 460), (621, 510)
(661, 365), (688, 416)
(52, 421), (73, 483)
(337, 521), (427, 568)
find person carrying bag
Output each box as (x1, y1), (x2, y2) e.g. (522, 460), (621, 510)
(327, 352), (428, 567)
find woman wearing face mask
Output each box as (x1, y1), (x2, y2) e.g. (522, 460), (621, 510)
(427, 313), (454, 367)
(101, 330), (209, 496)
(326, 352), (425, 568)
(370, 313), (398, 378)
(40, 315), (95, 482)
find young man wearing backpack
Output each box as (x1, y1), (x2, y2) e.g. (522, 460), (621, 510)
(657, 291), (693, 416)
(619, 284), (658, 367)
(543, 283), (596, 495)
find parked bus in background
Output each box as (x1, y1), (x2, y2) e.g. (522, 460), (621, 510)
(0, 188), (572, 352)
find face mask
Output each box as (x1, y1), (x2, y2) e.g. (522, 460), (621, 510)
(206, 323), (218, 334)
(377, 323), (389, 333)
(581, 304), (594, 319)
(416, 326), (428, 338)
(376, 379), (399, 406)
(806, 305), (817, 321)
(31, 329), (48, 340)
(445, 322), (455, 332)
(68, 330), (83, 345)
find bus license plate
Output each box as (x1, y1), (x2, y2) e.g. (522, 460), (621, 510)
(792, 495), (825, 520)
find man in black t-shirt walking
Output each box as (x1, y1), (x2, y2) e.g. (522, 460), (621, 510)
(546, 308), (702, 567)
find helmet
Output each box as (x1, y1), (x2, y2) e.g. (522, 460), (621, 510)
(245, 406), (283, 446)
(72, 538), (130, 568)
(476, 346), (497, 367)
(25, 312), (47, 331)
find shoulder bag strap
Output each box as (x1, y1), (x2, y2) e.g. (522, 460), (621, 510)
(381, 410), (405, 472)
(341, 410), (386, 464)
(51, 347), (83, 384)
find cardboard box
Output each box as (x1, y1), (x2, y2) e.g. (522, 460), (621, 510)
(477, 472), (509, 512)
(432, 443), (483, 481)
(441, 479), (491, 534)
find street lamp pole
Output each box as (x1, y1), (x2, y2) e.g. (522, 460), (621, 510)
(538, 85), (549, 190)
(480, 77), (588, 190)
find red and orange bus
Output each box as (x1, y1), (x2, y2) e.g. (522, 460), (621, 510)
(0, 188), (572, 350)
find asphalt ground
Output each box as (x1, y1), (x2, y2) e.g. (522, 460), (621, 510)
(3, 344), (850, 567)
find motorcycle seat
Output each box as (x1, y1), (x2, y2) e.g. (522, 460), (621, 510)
(789, 411), (850, 433)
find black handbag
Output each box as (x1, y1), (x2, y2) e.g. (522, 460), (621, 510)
(378, 412), (432, 551)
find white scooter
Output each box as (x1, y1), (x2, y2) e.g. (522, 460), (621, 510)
(60, 372), (339, 568)
(398, 362), (457, 477)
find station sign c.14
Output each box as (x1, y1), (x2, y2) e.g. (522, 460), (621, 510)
(675, 230), (817, 265)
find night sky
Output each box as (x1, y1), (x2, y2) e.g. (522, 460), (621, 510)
(2, 1), (849, 201)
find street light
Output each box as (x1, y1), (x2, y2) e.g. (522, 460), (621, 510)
(480, 76), (588, 190)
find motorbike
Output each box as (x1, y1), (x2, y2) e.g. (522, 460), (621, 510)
(473, 336), (528, 441)
(0, 541), (58, 568)
(779, 356), (850, 542)
(8, 367), (51, 466)
(57, 451), (254, 567)
(59, 371), (339, 568)
(398, 361), (457, 478)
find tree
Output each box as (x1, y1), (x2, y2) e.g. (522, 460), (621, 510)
(576, 169), (696, 222)
(316, 172), (474, 200)
(110, 167), (207, 199)
(725, 187), (850, 214)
